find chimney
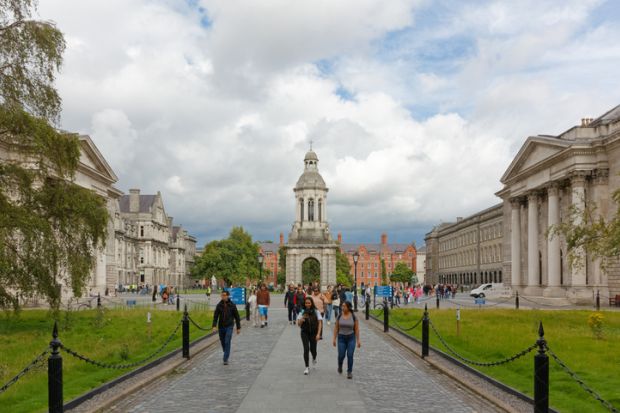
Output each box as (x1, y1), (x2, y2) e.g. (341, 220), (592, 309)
(381, 233), (387, 245)
(456, 217), (463, 222)
(279, 232), (284, 245)
(581, 118), (594, 127)
(129, 189), (140, 212)
(338, 232), (342, 243)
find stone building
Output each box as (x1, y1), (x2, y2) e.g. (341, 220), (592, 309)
(497, 105), (620, 302)
(416, 246), (426, 285)
(259, 233), (285, 287)
(339, 233), (417, 287)
(285, 150), (338, 287)
(425, 204), (504, 287)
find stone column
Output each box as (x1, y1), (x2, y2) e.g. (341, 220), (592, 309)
(591, 169), (609, 294)
(544, 184), (563, 297)
(525, 192), (540, 295)
(570, 173), (587, 287)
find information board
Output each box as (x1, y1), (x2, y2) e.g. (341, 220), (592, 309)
(474, 297), (486, 305)
(225, 287), (246, 305)
(374, 285), (393, 297)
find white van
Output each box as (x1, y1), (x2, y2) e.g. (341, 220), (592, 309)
(469, 283), (509, 298)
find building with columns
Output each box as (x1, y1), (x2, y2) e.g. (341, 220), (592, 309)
(285, 150), (338, 287)
(498, 106), (620, 302)
(424, 204), (504, 287)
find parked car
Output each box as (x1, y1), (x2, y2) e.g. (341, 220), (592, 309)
(469, 283), (505, 298)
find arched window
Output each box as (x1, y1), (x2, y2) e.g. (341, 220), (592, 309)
(300, 198), (304, 221)
(308, 199), (314, 221)
(318, 199), (322, 222)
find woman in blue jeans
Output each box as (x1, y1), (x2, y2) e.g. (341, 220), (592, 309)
(332, 301), (361, 379)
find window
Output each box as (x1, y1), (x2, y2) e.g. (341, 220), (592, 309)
(308, 199), (314, 221)
(300, 198), (304, 221)
(318, 200), (322, 221)
(140, 226), (144, 237)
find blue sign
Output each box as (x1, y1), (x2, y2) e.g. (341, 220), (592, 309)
(375, 286), (393, 297)
(225, 287), (246, 305)
(475, 297), (486, 305)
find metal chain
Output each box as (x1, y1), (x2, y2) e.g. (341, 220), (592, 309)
(391, 314), (425, 332)
(429, 320), (537, 367)
(547, 347), (619, 412)
(518, 295), (575, 308)
(60, 320), (182, 369)
(188, 316), (212, 331)
(0, 348), (50, 394)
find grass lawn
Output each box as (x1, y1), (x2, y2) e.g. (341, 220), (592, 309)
(0, 307), (213, 413)
(376, 308), (620, 413)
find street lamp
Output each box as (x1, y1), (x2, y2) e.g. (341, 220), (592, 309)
(258, 253), (264, 283)
(352, 252), (359, 312)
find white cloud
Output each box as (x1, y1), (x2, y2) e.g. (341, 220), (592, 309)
(38, 0), (620, 245)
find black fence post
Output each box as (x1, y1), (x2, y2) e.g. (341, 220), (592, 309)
(596, 290), (600, 311)
(365, 299), (370, 320)
(245, 301), (250, 321)
(534, 322), (549, 413)
(176, 295), (180, 311)
(182, 304), (190, 359)
(436, 293), (440, 309)
(516, 291), (519, 310)
(422, 304), (429, 358)
(97, 292), (101, 308)
(383, 302), (389, 333)
(48, 321), (63, 413)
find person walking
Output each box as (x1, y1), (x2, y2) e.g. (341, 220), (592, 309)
(297, 297), (322, 375)
(323, 285), (334, 326)
(256, 283), (271, 327)
(294, 285), (305, 318)
(333, 301), (361, 379)
(284, 284), (297, 325)
(211, 290), (241, 365)
(247, 288), (259, 327)
(310, 288), (325, 339)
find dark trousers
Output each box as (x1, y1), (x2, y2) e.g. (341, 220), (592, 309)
(337, 334), (356, 373)
(300, 331), (317, 367)
(218, 326), (233, 361)
(287, 305), (296, 322)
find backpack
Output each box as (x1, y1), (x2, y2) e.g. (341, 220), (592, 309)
(336, 311), (356, 324)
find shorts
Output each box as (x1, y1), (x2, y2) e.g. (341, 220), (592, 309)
(258, 305), (268, 316)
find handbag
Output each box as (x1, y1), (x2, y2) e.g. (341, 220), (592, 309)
(333, 298), (340, 307)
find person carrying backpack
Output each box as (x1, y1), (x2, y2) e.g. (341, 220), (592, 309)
(297, 297), (323, 375)
(332, 301), (361, 379)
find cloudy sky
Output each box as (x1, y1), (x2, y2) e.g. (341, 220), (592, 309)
(40, 0), (620, 247)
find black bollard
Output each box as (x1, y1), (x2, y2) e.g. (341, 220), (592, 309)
(516, 291), (519, 310)
(365, 299), (370, 320)
(596, 290), (600, 311)
(182, 305), (190, 359)
(245, 301), (250, 321)
(383, 303), (389, 332)
(436, 294), (440, 309)
(176, 295), (180, 311)
(422, 304), (429, 358)
(48, 321), (63, 413)
(534, 322), (549, 413)
(97, 292), (101, 308)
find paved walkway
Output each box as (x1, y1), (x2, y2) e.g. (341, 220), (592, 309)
(111, 308), (496, 413)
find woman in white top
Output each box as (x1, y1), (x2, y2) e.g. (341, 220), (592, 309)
(247, 289), (259, 327)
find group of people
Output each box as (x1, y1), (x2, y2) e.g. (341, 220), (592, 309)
(211, 282), (361, 378)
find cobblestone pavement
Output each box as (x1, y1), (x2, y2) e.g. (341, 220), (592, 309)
(113, 308), (497, 413)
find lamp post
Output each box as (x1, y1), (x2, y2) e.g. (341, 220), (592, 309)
(258, 253), (264, 284)
(353, 252), (359, 312)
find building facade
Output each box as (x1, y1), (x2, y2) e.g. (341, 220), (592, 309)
(340, 233), (417, 287)
(285, 150), (338, 287)
(497, 106), (620, 302)
(425, 204), (504, 287)
(416, 246), (426, 285)
(258, 234), (284, 286)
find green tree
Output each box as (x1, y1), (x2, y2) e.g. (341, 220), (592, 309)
(191, 227), (260, 286)
(302, 257), (320, 285)
(278, 245), (286, 277)
(336, 248), (352, 287)
(0, 1), (109, 310)
(390, 262), (414, 283)
(380, 258), (387, 285)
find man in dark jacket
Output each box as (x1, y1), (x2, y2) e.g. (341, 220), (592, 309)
(284, 284), (297, 325)
(212, 290), (241, 365)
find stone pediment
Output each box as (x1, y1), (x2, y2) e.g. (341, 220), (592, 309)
(78, 135), (118, 184)
(501, 137), (570, 184)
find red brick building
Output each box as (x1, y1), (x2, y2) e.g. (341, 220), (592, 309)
(340, 233), (417, 287)
(260, 232), (417, 288)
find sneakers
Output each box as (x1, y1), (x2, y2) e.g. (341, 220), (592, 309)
(265, 322), (268, 327)
(223, 360), (228, 365)
(304, 367), (309, 375)
(312, 358), (317, 365)
(347, 372), (352, 379)
(338, 365), (343, 374)
(260, 323), (264, 328)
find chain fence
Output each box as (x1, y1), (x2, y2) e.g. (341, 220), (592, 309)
(188, 316), (212, 332)
(518, 295), (576, 308)
(429, 320), (538, 367)
(547, 347), (619, 412)
(60, 319), (182, 370)
(391, 314), (425, 332)
(0, 348), (50, 395)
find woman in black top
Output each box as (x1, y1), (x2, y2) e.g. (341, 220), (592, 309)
(297, 297), (323, 375)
